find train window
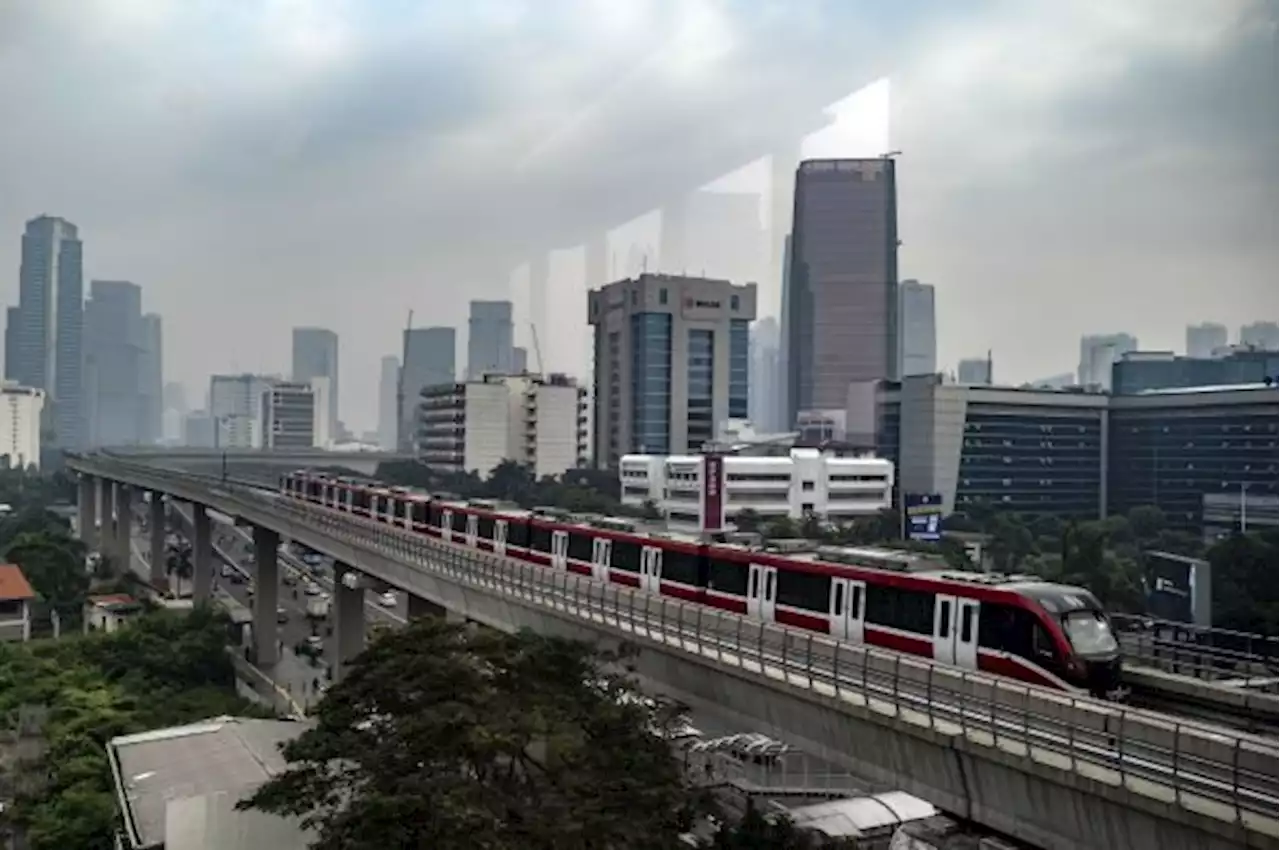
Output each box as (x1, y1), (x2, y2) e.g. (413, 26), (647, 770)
(661, 548), (702, 587)
(708, 558), (748, 596)
(833, 582), (844, 616)
(978, 605), (1042, 660)
(428, 505), (443, 528)
(506, 521), (529, 548)
(938, 600), (951, 639)
(850, 584), (863, 618)
(452, 512), (468, 533)
(529, 526), (552, 553)
(775, 570), (829, 612)
(567, 532), (593, 562)
(477, 517), (495, 539)
(865, 586), (935, 635)
(354, 491), (371, 511)
(612, 540), (641, 572)
(412, 503), (429, 525)
(960, 606), (974, 643)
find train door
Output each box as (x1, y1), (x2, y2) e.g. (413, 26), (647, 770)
(591, 538), (611, 581)
(933, 595), (958, 665)
(828, 578), (866, 643)
(466, 514), (478, 547)
(494, 521), (508, 556)
(955, 600), (980, 670)
(640, 546), (663, 593)
(747, 564), (777, 621)
(551, 531), (569, 570)
(441, 510), (453, 543)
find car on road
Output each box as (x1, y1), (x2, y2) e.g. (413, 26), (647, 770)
(305, 635), (324, 651)
(378, 591), (397, 608)
(277, 607), (288, 624)
(304, 582), (322, 596)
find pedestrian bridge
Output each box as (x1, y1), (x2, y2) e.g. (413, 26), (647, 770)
(67, 452), (1279, 850)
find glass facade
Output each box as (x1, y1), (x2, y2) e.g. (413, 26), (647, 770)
(686, 328), (714, 451)
(955, 409), (1104, 518)
(1112, 352), (1278, 395)
(786, 159), (898, 424)
(729, 319), (749, 420)
(1108, 399), (1279, 530)
(630, 313), (672, 454)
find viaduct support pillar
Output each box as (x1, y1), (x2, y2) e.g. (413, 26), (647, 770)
(99, 482), (114, 562)
(116, 485), (136, 575)
(149, 493), (167, 586)
(77, 475), (96, 550)
(191, 504), (213, 604)
(252, 526), (280, 667)
(332, 563), (366, 682)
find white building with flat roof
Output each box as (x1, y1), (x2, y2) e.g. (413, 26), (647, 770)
(417, 373), (588, 479)
(620, 448), (893, 530)
(0, 382), (44, 469)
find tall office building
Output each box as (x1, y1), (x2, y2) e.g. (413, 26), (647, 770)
(957, 357), (993, 385)
(377, 355), (399, 450)
(1240, 321), (1279, 352)
(291, 327), (339, 433)
(776, 234), (792, 430)
(749, 318), (781, 431)
(467, 301), (515, 380)
(1078, 333), (1138, 389)
(7, 216), (84, 448)
(588, 273), (757, 468)
(784, 159), (899, 429)
(1186, 323), (1228, 358)
(139, 313), (163, 444)
(82, 280), (144, 447)
(399, 327), (456, 451)
(898, 279), (937, 378)
(209, 373), (276, 448)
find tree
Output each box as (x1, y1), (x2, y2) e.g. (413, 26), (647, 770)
(6, 531), (89, 617)
(734, 509), (763, 533)
(239, 618), (702, 850)
(1207, 532), (1278, 635)
(166, 541), (194, 597)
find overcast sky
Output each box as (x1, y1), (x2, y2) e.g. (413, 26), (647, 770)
(1, 0), (1275, 433)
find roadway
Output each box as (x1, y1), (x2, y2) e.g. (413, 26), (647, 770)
(76, 455), (1280, 850)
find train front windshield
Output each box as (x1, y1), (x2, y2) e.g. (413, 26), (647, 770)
(1062, 610), (1119, 656)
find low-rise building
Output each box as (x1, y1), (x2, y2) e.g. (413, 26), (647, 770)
(416, 373), (588, 479)
(0, 564), (35, 642)
(620, 448), (894, 530)
(108, 716), (313, 850)
(84, 594), (144, 634)
(261, 380), (328, 449)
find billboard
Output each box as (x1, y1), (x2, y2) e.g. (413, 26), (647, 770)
(904, 493), (944, 542)
(701, 454), (726, 534)
(1144, 551), (1211, 627)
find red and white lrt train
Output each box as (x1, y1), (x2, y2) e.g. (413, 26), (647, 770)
(280, 470), (1125, 698)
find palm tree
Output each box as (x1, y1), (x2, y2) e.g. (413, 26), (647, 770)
(166, 542), (194, 598)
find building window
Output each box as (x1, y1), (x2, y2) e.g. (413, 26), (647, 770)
(802, 481), (814, 491)
(730, 294), (740, 311)
(729, 319), (749, 419)
(659, 288), (668, 305)
(631, 289), (638, 305)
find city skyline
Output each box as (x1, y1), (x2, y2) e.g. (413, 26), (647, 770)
(0, 2), (1276, 433)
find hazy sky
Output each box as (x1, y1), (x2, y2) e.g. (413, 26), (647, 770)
(1, 0), (1276, 433)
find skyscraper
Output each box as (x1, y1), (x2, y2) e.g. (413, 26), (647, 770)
(139, 313), (163, 444)
(749, 317), (780, 431)
(377, 355), (399, 450)
(8, 215), (84, 448)
(1078, 333), (1138, 389)
(466, 301), (514, 380)
(898, 279), (937, 378)
(1240, 321), (1279, 352)
(291, 328), (339, 434)
(399, 327), (456, 451)
(784, 159), (899, 429)
(82, 280), (144, 447)
(588, 274), (756, 467)
(1186, 323), (1228, 358)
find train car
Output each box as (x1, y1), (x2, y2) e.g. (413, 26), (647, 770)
(279, 469), (1124, 698)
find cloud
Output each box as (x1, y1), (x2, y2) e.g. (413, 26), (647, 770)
(0, 0), (1274, 431)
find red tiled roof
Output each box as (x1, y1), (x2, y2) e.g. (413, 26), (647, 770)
(0, 564), (35, 601)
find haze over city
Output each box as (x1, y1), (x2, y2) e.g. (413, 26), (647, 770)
(1, 0), (1276, 433)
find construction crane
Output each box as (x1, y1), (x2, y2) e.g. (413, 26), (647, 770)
(529, 322), (545, 376)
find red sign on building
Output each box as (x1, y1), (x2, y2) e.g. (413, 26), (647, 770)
(701, 454), (726, 533)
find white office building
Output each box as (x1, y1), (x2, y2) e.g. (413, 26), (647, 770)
(1077, 333), (1138, 389)
(956, 358), (993, 386)
(1240, 321), (1279, 352)
(620, 448), (893, 530)
(216, 414), (260, 449)
(0, 383), (45, 470)
(1186, 323), (1228, 358)
(417, 373), (588, 479)
(261, 380), (323, 449)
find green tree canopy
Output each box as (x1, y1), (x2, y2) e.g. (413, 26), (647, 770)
(6, 530), (89, 612)
(240, 618), (702, 850)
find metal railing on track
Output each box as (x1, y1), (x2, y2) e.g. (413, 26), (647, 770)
(73, 455), (1280, 825)
(1114, 613), (1279, 684)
